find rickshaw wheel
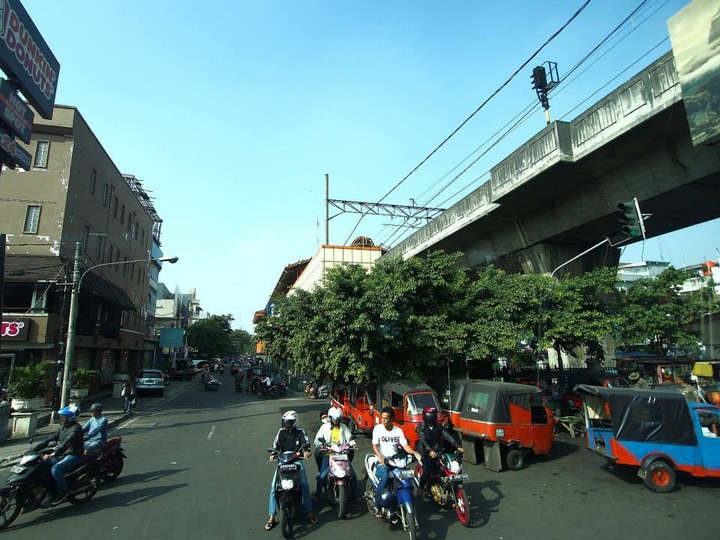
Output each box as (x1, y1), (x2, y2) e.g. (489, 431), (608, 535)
(505, 448), (525, 471)
(644, 461), (676, 493)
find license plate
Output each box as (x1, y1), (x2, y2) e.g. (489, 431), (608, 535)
(398, 469), (415, 479)
(332, 454), (348, 461)
(448, 474), (469, 481)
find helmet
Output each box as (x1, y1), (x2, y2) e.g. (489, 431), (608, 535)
(89, 403), (102, 413)
(328, 407), (342, 425)
(281, 410), (298, 430)
(58, 405), (80, 422)
(422, 406), (438, 426)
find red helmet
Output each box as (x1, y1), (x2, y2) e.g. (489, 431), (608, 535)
(422, 406), (438, 425)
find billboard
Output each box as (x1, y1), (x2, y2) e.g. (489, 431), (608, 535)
(0, 121), (30, 169)
(0, 76), (32, 142)
(668, 0), (720, 146)
(159, 328), (184, 348)
(0, 0), (59, 119)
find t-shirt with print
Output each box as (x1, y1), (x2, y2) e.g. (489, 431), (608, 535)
(372, 424), (407, 458)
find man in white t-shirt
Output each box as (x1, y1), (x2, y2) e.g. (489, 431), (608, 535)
(371, 406), (421, 516)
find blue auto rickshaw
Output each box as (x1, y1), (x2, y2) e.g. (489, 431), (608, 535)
(576, 384), (720, 492)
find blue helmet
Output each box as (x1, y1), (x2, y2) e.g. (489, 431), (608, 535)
(58, 405), (80, 422)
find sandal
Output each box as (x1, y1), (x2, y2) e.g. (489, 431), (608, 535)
(306, 514), (319, 525)
(264, 518), (276, 531)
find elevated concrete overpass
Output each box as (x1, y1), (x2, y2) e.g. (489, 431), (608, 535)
(387, 51), (720, 277)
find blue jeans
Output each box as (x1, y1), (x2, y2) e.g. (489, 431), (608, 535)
(84, 439), (106, 453)
(316, 455), (358, 496)
(374, 464), (390, 507)
(268, 460), (311, 517)
(123, 394), (132, 411)
(50, 455), (82, 492)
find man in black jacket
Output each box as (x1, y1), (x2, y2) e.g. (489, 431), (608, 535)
(415, 406), (463, 495)
(264, 410), (318, 531)
(32, 405), (84, 506)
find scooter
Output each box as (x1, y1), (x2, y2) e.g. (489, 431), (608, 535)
(0, 447), (101, 530)
(318, 440), (356, 519)
(204, 376), (220, 391)
(414, 449), (471, 526)
(97, 436), (126, 482)
(268, 450), (304, 539)
(364, 451), (420, 540)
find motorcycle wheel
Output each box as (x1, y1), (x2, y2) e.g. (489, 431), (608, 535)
(453, 486), (472, 527)
(334, 484), (346, 519)
(67, 469), (100, 505)
(401, 506), (418, 540)
(101, 456), (124, 482)
(0, 489), (21, 530)
(279, 498), (294, 539)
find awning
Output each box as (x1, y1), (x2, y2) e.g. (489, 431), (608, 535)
(81, 272), (137, 311)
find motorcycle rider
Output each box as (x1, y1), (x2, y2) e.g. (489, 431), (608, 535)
(82, 403), (108, 453)
(416, 406), (463, 497)
(312, 407), (360, 503)
(265, 410), (319, 531)
(31, 405), (84, 506)
(371, 406), (422, 518)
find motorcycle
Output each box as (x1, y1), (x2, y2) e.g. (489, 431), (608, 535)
(234, 376), (243, 393)
(364, 451), (420, 540)
(0, 448), (101, 530)
(269, 450), (304, 539)
(247, 376), (261, 395)
(204, 376), (220, 391)
(97, 436), (126, 482)
(414, 449), (471, 526)
(304, 383), (330, 400)
(318, 440), (355, 519)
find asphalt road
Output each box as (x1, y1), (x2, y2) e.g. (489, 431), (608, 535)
(1, 377), (719, 539)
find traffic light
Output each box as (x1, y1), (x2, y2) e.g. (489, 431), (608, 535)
(531, 66), (547, 90)
(617, 199), (646, 239)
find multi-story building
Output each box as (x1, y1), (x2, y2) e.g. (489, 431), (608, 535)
(0, 105), (168, 389)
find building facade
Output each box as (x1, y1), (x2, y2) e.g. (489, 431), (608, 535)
(0, 105), (167, 390)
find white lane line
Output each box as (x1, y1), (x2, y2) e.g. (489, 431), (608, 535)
(207, 425), (216, 440)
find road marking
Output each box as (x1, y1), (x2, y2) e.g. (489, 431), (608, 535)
(207, 425), (216, 440)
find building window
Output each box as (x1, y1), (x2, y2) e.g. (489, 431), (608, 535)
(115, 250), (120, 270)
(23, 205), (41, 233)
(140, 228), (146, 247)
(90, 169), (97, 194)
(120, 204), (125, 225)
(102, 183), (109, 207)
(95, 235), (104, 260)
(113, 196), (119, 218)
(108, 245), (113, 264)
(133, 221), (138, 240)
(33, 140), (50, 168)
(122, 257), (128, 276)
(83, 226), (90, 247)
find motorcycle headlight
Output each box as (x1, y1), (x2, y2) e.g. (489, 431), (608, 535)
(449, 460), (461, 474)
(280, 478), (295, 490)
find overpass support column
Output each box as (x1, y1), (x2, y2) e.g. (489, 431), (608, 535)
(516, 242), (620, 278)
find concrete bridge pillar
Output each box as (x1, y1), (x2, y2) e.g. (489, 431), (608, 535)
(515, 242), (620, 278)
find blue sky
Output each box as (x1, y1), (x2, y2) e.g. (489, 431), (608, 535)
(19, 0), (718, 329)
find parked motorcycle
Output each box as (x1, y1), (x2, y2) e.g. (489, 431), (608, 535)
(269, 450), (304, 539)
(414, 449), (471, 526)
(318, 440), (355, 519)
(258, 382), (278, 398)
(0, 448), (100, 530)
(97, 436), (126, 482)
(364, 451), (420, 540)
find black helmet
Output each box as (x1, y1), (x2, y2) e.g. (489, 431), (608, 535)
(422, 406), (438, 426)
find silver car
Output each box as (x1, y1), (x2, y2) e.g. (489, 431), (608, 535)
(135, 369), (165, 397)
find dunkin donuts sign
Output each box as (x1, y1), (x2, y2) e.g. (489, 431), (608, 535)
(1, 318), (29, 340)
(0, 0), (59, 119)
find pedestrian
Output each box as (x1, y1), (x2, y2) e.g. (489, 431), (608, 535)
(628, 372), (648, 389)
(83, 403), (108, 453)
(122, 379), (136, 413)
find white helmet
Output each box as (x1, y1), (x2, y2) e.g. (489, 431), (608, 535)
(328, 407), (342, 424)
(281, 410), (298, 429)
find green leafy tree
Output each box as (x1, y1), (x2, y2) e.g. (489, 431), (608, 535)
(186, 315), (233, 358)
(229, 329), (255, 356)
(617, 267), (700, 354)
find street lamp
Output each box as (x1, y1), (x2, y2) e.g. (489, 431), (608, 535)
(60, 241), (178, 409)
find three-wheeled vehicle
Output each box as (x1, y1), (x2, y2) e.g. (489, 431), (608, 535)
(576, 384), (720, 492)
(440, 379), (554, 471)
(331, 380), (443, 449)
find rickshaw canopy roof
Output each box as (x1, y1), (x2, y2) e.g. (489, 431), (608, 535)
(441, 379), (543, 424)
(575, 384), (697, 445)
(381, 379), (434, 396)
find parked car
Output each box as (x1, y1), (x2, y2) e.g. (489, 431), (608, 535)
(135, 369), (165, 397)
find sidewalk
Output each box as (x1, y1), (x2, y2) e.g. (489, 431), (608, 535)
(0, 390), (132, 464)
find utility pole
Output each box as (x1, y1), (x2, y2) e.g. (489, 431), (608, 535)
(60, 241), (82, 409)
